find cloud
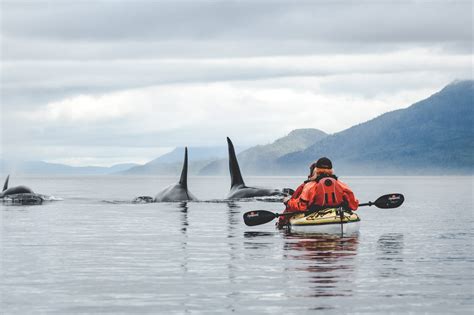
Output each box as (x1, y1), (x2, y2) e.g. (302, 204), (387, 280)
(7, 74), (446, 148)
(4, 145), (174, 167)
(3, 1), (471, 44)
(1, 0), (472, 166)
(3, 49), (471, 108)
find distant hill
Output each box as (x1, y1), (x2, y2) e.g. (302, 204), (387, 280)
(278, 80), (474, 175)
(0, 160), (139, 176)
(150, 146), (231, 164)
(199, 129), (328, 175)
(121, 146), (244, 175)
(3, 81), (470, 177)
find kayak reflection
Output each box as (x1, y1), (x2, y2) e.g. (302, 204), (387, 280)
(283, 233), (359, 298)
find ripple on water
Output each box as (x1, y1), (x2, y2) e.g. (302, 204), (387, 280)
(1, 176), (473, 313)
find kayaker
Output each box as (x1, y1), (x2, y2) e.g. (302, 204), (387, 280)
(277, 157), (359, 228)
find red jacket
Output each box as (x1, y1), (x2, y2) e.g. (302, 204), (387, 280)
(278, 176), (358, 227)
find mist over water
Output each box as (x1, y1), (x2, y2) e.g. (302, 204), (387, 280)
(1, 176), (473, 313)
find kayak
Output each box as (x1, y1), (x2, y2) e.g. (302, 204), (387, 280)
(289, 208), (360, 235)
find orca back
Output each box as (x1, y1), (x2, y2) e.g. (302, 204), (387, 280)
(178, 147), (188, 189)
(227, 137), (245, 189)
(3, 175), (9, 191)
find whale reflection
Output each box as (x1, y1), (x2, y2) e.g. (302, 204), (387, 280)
(177, 202), (189, 274)
(178, 201), (189, 234)
(226, 201), (241, 238)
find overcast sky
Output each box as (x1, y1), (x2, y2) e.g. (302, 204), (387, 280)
(1, 0), (472, 166)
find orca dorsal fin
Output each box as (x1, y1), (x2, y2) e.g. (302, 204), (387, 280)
(227, 137), (245, 188)
(3, 175), (9, 191)
(178, 147), (188, 189)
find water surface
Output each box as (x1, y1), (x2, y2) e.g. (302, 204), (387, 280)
(1, 176), (473, 313)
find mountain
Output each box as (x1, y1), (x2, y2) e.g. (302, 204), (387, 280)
(121, 146), (243, 175)
(199, 128), (328, 175)
(3, 81), (470, 177)
(278, 80), (474, 175)
(0, 160), (139, 176)
(106, 163), (139, 173)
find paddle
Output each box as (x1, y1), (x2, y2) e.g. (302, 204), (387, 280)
(358, 193), (405, 208)
(243, 193), (404, 226)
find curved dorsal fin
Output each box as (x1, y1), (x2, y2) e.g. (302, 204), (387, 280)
(227, 137), (245, 188)
(3, 175), (9, 191)
(178, 147), (188, 189)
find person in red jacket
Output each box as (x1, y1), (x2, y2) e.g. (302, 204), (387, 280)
(277, 157), (359, 228)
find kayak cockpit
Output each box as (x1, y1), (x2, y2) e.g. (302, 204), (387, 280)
(289, 208), (360, 235)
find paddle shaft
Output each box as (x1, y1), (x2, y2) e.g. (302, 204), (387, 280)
(274, 203), (367, 220)
(278, 199), (394, 216)
(243, 193), (404, 226)
(275, 211), (307, 217)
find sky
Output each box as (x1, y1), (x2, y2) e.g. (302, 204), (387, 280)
(1, 0), (472, 166)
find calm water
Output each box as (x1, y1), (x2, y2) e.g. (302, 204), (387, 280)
(1, 176), (473, 314)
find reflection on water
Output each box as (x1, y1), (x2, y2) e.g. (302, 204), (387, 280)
(227, 201), (241, 237)
(377, 233), (405, 278)
(178, 202), (189, 274)
(377, 233), (404, 257)
(226, 201), (240, 244)
(284, 233), (359, 298)
(244, 231), (275, 238)
(243, 231), (278, 250)
(178, 201), (189, 233)
(226, 201), (240, 312)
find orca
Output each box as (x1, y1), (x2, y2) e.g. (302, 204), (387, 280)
(0, 175), (43, 205)
(154, 147), (198, 202)
(0, 175), (34, 198)
(226, 137), (284, 199)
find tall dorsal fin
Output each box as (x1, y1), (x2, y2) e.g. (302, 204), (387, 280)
(178, 147), (188, 189)
(3, 175), (9, 191)
(227, 137), (245, 188)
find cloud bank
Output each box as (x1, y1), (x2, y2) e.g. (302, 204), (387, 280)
(1, 0), (472, 166)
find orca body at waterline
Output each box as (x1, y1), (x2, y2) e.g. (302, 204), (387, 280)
(0, 175), (45, 205)
(226, 137), (285, 200)
(154, 147), (198, 202)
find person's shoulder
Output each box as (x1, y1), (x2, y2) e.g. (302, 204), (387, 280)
(300, 181), (318, 198)
(304, 181), (318, 189)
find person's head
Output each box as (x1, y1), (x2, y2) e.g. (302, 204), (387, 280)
(308, 157), (333, 179)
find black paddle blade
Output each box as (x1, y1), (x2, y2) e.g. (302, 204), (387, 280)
(374, 193), (405, 209)
(243, 210), (277, 226)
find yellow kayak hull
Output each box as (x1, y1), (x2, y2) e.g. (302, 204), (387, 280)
(289, 208), (360, 235)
